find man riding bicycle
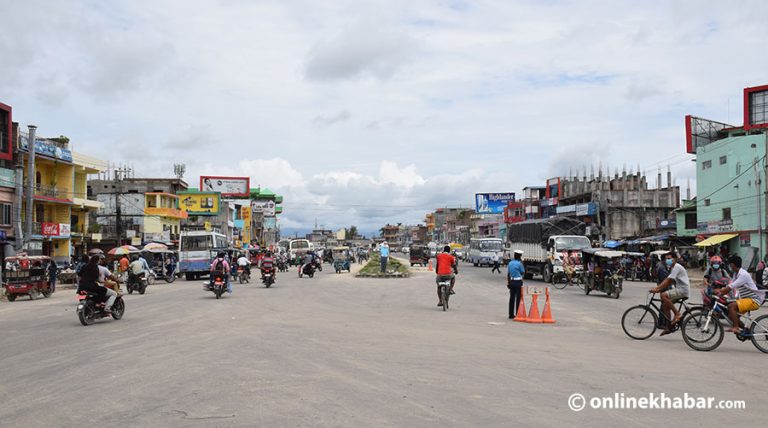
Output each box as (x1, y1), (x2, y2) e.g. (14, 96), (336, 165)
(714, 255), (766, 334)
(435, 245), (458, 307)
(649, 252), (690, 335)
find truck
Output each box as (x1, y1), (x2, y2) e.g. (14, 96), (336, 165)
(504, 217), (591, 283)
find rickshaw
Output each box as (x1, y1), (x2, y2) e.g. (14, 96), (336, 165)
(332, 247), (352, 273)
(622, 252), (646, 281)
(2, 255), (55, 301)
(409, 244), (429, 267)
(141, 249), (177, 283)
(582, 249), (624, 299)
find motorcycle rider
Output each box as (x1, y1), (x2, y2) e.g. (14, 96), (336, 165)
(261, 250), (277, 283)
(78, 255), (119, 313)
(435, 245), (458, 306)
(301, 251), (315, 277)
(209, 251), (232, 293)
(236, 252), (251, 277)
(128, 255), (146, 288)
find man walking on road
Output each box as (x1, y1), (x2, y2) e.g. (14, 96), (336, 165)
(380, 242), (390, 273)
(491, 253), (501, 274)
(507, 250), (525, 319)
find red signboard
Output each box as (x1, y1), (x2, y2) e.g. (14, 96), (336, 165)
(41, 222), (60, 236)
(504, 201), (525, 224)
(744, 85), (768, 131)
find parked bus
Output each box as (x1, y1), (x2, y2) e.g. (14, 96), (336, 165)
(179, 230), (228, 280)
(468, 238), (503, 266)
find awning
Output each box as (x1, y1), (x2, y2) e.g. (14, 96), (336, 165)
(694, 233), (738, 247)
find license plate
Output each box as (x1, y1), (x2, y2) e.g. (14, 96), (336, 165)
(265, 274), (271, 277)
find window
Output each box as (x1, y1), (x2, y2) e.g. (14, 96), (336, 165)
(736, 162), (742, 175)
(750, 90), (768, 126)
(0, 203), (11, 226)
(719, 156), (727, 165)
(702, 160), (712, 170)
(685, 213), (697, 230)
(722, 207), (731, 221)
(704, 199), (711, 207)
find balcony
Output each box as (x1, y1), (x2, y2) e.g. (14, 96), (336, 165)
(25, 184), (73, 203)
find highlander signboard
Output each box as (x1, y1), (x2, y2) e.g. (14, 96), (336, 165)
(474, 193), (516, 214)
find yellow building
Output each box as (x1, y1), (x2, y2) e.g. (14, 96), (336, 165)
(144, 192), (187, 242)
(20, 136), (104, 263)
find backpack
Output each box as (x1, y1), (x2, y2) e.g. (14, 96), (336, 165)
(212, 258), (226, 273)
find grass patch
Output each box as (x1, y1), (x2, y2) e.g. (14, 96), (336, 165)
(357, 253), (410, 277)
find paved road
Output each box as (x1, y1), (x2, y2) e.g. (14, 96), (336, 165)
(0, 261), (765, 427)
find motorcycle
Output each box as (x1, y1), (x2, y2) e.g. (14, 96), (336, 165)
(237, 267), (250, 284)
(261, 267), (276, 287)
(299, 263), (315, 278)
(126, 273), (147, 295)
(76, 290), (125, 326)
(208, 272), (228, 299)
(277, 259), (288, 272)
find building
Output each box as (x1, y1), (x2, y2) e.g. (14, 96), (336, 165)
(685, 85), (768, 263)
(380, 224), (399, 244)
(674, 198), (698, 239)
(90, 176), (188, 246)
(1, 103), (16, 258)
(521, 186), (546, 220)
(555, 169), (680, 240)
(18, 133), (105, 263)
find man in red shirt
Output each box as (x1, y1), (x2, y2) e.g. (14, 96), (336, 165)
(435, 245), (458, 306)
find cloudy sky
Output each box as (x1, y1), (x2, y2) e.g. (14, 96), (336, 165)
(3, 0), (768, 235)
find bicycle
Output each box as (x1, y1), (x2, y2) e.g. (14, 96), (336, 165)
(681, 294), (768, 353)
(438, 279), (451, 311)
(621, 292), (699, 340)
(552, 270), (584, 290)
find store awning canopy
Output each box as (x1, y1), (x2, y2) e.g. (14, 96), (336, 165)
(694, 233), (738, 247)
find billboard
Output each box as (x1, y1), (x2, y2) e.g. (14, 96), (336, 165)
(178, 192), (221, 216)
(685, 115), (733, 154)
(744, 85), (768, 130)
(200, 176), (250, 197)
(474, 193), (515, 214)
(252, 199), (276, 216)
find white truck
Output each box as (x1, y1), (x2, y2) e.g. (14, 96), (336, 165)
(505, 218), (591, 283)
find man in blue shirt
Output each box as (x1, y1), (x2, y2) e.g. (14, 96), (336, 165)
(507, 250), (525, 319)
(379, 242), (390, 273)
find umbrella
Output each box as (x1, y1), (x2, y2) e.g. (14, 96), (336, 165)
(88, 248), (104, 255)
(108, 245), (139, 256)
(143, 242), (168, 252)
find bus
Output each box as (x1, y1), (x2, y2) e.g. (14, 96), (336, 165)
(468, 238), (503, 266)
(288, 239), (313, 260)
(178, 230), (228, 280)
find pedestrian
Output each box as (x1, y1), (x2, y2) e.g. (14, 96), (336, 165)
(655, 253), (669, 285)
(491, 253), (501, 274)
(47, 260), (58, 294)
(379, 242), (390, 273)
(507, 250), (525, 319)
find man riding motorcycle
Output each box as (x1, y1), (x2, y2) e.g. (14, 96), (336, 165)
(261, 251), (277, 283)
(435, 245), (458, 306)
(128, 255), (146, 288)
(236, 253), (251, 276)
(208, 252), (232, 294)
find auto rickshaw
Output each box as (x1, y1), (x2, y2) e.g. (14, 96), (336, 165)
(332, 247), (351, 273)
(409, 244), (429, 267)
(2, 255), (55, 301)
(622, 251), (646, 281)
(581, 248), (624, 299)
(141, 249), (178, 283)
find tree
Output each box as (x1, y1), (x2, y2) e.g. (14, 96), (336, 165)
(347, 225), (359, 239)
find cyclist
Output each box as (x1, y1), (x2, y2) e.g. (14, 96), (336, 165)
(649, 252), (689, 335)
(435, 245), (458, 306)
(563, 250), (576, 286)
(714, 255), (766, 334)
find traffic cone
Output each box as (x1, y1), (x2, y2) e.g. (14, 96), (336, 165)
(526, 293), (543, 323)
(513, 291), (527, 322)
(427, 260), (433, 271)
(541, 287), (556, 324)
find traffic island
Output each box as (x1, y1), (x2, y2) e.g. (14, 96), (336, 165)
(356, 254), (411, 278)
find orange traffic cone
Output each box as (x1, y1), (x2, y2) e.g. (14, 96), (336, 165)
(541, 288), (556, 324)
(427, 260), (433, 271)
(526, 293), (543, 323)
(513, 291), (527, 322)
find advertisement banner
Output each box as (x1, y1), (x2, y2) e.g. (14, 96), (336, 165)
(241, 206), (252, 243)
(263, 216), (277, 229)
(179, 192), (221, 216)
(19, 135), (73, 163)
(41, 222), (60, 236)
(474, 193), (516, 214)
(200, 176), (250, 197)
(58, 223), (71, 238)
(251, 199), (276, 216)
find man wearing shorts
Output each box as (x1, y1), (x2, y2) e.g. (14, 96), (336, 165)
(650, 252), (689, 335)
(435, 245), (458, 306)
(715, 255), (766, 334)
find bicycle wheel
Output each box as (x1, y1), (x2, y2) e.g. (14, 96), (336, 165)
(621, 305), (657, 340)
(749, 314), (768, 354)
(573, 275), (584, 290)
(681, 308), (724, 352)
(553, 278), (567, 290)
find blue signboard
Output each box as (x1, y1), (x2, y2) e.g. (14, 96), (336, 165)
(18, 135), (73, 163)
(475, 193), (515, 214)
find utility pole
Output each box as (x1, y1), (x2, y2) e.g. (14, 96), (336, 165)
(13, 123), (24, 251)
(114, 166), (122, 246)
(753, 142), (764, 256)
(24, 125), (36, 252)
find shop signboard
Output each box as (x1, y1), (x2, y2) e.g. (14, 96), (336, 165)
(251, 199), (276, 216)
(179, 192), (220, 216)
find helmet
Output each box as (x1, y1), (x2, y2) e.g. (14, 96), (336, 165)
(709, 255), (722, 264)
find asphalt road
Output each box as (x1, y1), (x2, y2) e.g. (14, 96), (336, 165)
(1, 260), (766, 427)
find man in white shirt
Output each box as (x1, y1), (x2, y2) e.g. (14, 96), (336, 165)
(716, 255), (766, 333)
(97, 257), (120, 312)
(237, 253), (251, 275)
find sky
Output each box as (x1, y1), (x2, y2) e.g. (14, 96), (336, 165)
(2, 0), (768, 236)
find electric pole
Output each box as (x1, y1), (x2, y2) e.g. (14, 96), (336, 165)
(24, 125), (36, 252)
